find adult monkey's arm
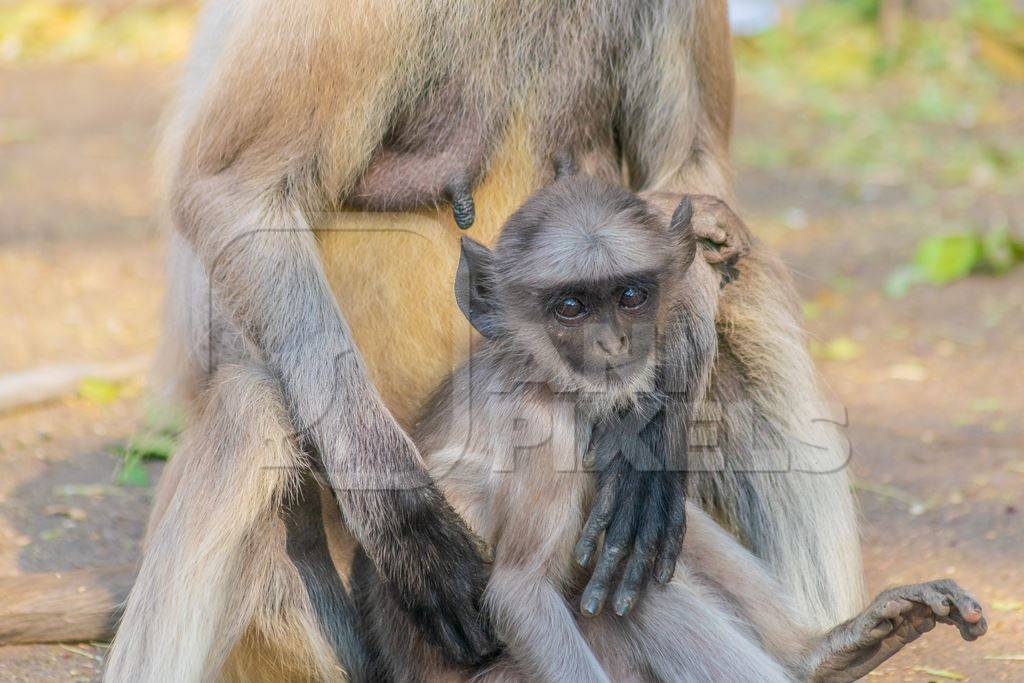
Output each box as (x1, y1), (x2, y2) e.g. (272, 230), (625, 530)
(167, 0), (495, 665)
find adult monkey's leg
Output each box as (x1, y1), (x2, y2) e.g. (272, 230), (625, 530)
(616, 0), (863, 628)
(105, 363), (365, 681)
(143, 0), (495, 668)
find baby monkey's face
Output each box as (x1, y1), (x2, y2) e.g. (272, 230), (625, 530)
(455, 174), (691, 398)
(535, 274), (660, 390)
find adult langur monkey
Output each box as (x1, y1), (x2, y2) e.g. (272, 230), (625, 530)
(0, 1), (862, 680)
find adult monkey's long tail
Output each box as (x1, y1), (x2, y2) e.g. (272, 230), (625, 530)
(0, 565), (134, 645)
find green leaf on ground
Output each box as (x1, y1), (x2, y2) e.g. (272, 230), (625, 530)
(981, 227), (1018, 272)
(78, 378), (123, 404)
(914, 234), (983, 284)
(884, 264), (924, 298)
(119, 432), (176, 461)
(115, 457), (149, 487)
(888, 229), (1024, 296)
(912, 666), (966, 681)
(111, 401), (182, 486)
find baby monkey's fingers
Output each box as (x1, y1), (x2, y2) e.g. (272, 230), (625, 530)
(579, 482), (638, 617)
(687, 195), (751, 248)
(686, 194), (752, 285)
(574, 458), (627, 568)
(654, 475), (687, 584)
(611, 475), (666, 617)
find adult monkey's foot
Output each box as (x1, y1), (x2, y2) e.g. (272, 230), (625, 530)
(642, 192), (752, 285)
(809, 579), (986, 682)
(685, 194), (752, 262)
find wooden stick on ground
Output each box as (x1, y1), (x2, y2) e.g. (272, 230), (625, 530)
(0, 357), (149, 413)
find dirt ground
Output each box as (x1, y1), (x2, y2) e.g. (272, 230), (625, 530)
(0, 62), (1021, 682)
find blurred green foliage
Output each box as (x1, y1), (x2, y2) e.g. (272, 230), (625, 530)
(77, 377), (124, 404)
(734, 0), (1024, 195)
(113, 402), (182, 487)
(886, 228), (1024, 296)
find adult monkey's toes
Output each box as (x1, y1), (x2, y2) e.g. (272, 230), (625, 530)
(446, 177), (476, 230)
(687, 194), (752, 263)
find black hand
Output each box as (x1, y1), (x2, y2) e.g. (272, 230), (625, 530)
(373, 484), (499, 666)
(574, 401), (687, 618)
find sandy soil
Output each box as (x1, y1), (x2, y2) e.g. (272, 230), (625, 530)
(0, 63), (1020, 682)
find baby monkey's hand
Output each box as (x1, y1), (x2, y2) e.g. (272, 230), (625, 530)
(574, 396), (686, 619)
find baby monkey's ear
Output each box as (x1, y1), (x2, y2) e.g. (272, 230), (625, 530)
(456, 236), (500, 338)
(668, 196), (698, 272)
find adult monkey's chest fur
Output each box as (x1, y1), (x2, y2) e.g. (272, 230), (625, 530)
(317, 117), (541, 429)
(320, 120), (624, 428)
(316, 1), (634, 428)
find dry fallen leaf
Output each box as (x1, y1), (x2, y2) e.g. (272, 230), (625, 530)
(43, 504), (87, 521)
(55, 483), (124, 498)
(812, 336), (863, 362)
(912, 666), (966, 681)
(888, 362), (928, 381)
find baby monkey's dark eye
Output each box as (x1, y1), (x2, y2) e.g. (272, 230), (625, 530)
(619, 286), (649, 310)
(554, 296), (588, 322)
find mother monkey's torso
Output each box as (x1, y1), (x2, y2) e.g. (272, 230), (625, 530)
(313, 0), (734, 427)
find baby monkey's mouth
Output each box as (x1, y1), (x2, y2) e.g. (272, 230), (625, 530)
(603, 363), (640, 381)
(606, 357), (641, 371)
(586, 355), (652, 386)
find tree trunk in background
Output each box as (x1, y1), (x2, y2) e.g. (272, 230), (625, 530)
(909, 0), (953, 20)
(880, 0), (905, 50)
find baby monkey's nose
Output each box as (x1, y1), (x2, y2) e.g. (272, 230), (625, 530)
(597, 334), (629, 357)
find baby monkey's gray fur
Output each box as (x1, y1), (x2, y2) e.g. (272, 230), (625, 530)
(353, 176), (986, 682)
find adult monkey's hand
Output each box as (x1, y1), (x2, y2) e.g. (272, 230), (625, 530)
(337, 412), (500, 666)
(574, 395), (687, 618)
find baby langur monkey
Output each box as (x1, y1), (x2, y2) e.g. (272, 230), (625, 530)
(353, 176), (986, 682)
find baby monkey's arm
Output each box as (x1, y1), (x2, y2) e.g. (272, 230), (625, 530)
(576, 194), (726, 618)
